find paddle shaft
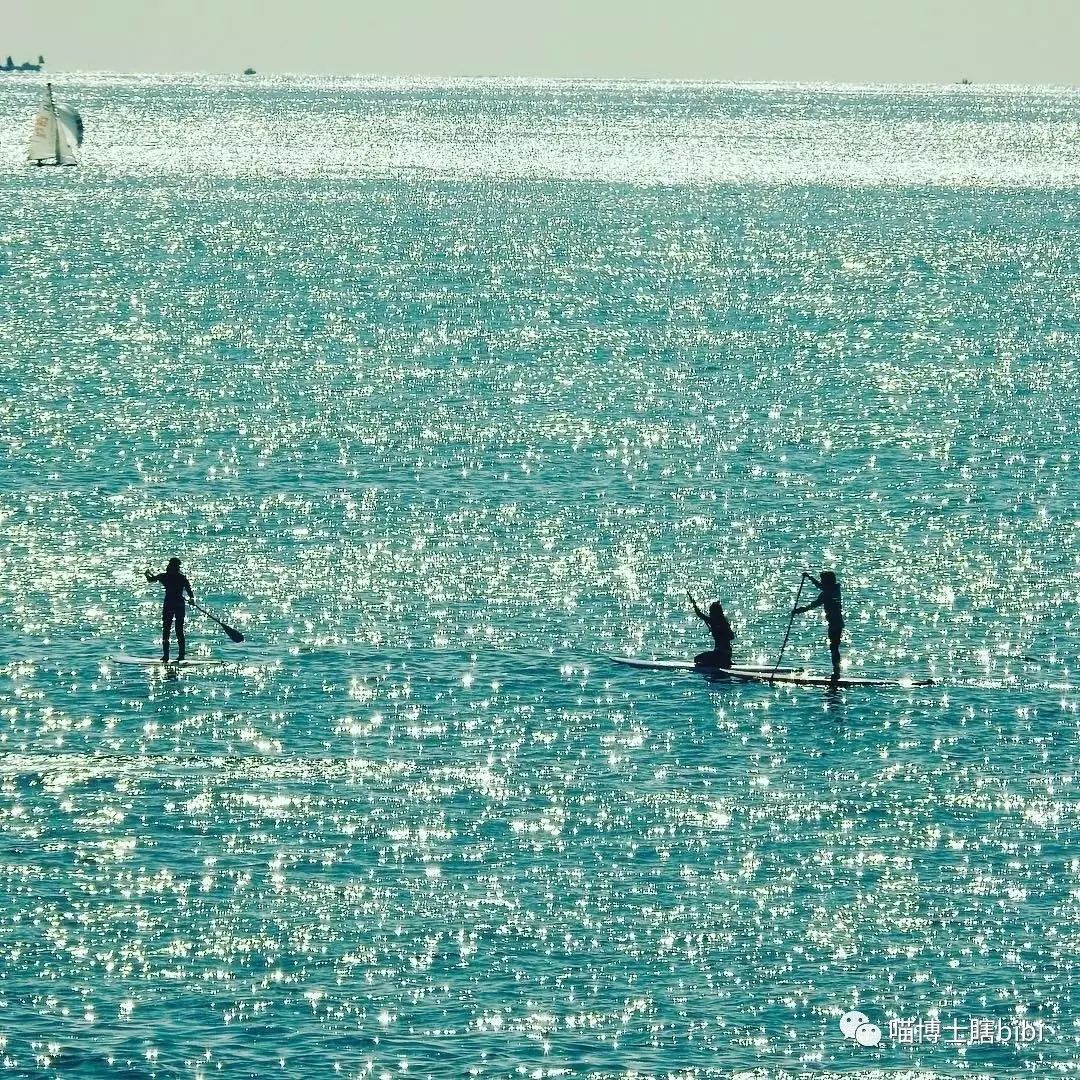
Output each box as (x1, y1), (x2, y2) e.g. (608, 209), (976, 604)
(190, 600), (244, 643)
(770, 574), (808, 683)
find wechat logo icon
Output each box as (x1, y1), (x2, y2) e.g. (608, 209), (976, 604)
(840, 1009), (882, 1047)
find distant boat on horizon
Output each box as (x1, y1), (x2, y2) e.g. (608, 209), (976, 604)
(27, 83), (83, 167)
(2, 54), (44, 72)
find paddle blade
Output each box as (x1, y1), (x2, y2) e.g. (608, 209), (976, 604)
(191, 601), (245, 644)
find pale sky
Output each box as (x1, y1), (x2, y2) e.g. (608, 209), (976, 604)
(4, 0), (1079, 84)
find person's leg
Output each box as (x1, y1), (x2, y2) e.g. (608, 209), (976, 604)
(175, 609), (186, 661)
(162, 610), (173, 661)
(829, 633), (841, 681)
(694, 650), (718, 668)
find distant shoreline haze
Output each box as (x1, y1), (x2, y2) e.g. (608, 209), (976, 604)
(3, 0), (1079, 84)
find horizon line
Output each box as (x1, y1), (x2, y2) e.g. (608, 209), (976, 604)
(4, 69), (1080, 91)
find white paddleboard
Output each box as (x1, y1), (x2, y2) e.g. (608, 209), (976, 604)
(721, 668), (936, 688)
(111, 654), (232, 668)
(607, 655), (800, 674)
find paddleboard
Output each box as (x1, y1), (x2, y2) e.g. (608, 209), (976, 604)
(111, 654), (232, 668)
(720, 668), (936, 689)
(608, 656), (800, 675)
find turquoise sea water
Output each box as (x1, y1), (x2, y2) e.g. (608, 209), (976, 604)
(0, 74), (1077, 1077)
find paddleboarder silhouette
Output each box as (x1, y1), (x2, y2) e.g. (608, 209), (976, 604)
(688, 590), (735, 669)
(792, 570), (844, 684)
(145, 558), (194, 661)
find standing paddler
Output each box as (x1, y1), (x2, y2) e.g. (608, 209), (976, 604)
(145, 557), (195, 661)
(792, 570), (844, 683)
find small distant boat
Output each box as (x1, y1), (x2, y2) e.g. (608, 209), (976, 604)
(27, 82), (83, 166)
(243, 67), (256, 76)
(2, 54), (44, 73)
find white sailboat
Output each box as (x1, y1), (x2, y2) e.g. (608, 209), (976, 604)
(27, 83), (83, 166)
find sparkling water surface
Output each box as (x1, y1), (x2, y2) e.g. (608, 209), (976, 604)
(0, 74), (1077, 1078)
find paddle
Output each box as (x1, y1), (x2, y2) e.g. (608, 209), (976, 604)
(190, 599), (245, 644)
(770, 572), (808, 684)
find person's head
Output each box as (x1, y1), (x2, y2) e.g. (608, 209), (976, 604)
(820, 570), (837, 587)
(167, 557), (181, 572)
(709, 601), (725, 618)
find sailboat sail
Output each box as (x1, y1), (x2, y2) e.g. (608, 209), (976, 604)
(55, 103), (84, 148)
(27, 84), (83, 166)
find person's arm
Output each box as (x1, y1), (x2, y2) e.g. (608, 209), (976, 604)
(793, 572), (821, 614)
(144, 570), (160, 584)
(184, 576), (195, 602)
(794, 592), (825, 616)
(687, 589), (706, 621)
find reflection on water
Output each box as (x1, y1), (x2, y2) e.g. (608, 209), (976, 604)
(0, 75), (1076, 1076)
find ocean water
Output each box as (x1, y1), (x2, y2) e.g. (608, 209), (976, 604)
(0, 73), (1077, 1078)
